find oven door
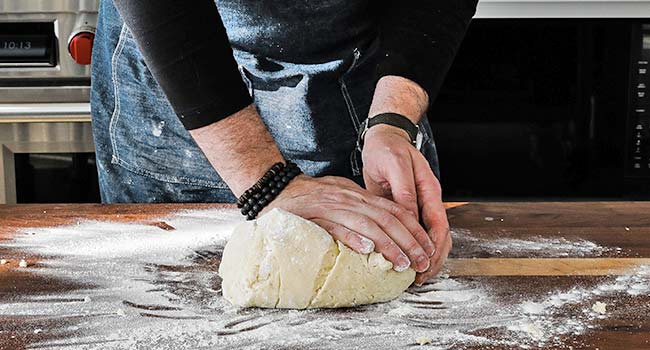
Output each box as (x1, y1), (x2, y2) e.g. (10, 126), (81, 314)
(430, 19), (642, 199)
(0, 104), (97, 204)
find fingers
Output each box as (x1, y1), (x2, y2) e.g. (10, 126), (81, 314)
(318, 182), (435, 259)
(285, 175), (430, 273)
(417, 201), (450, 284)
(412, 154), (448, 240)
(408, 152), (450, 285)
(369, 195), (435, 258)
(341, 197), (430, 273)
(415, 227), (452, 285)
(311, 218), (375, 254)
(321, 209), (412, 272)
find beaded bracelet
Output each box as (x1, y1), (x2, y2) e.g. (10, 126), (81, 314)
(236, 161), (302, 220)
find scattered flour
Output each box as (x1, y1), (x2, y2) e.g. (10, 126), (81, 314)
(452, 228), (611, 257)
(521, 301), (546, 315)
(508, 322), (545, 339)
(0, 212), (648, 350)
(504, 265), (650, 347)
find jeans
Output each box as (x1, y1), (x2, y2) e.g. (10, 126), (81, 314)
(90, 0), (440, 203)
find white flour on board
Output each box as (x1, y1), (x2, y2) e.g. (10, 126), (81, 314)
(452, 228), (612, 257)
(0, 209), (648, 350)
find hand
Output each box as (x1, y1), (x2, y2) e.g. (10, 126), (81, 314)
(361, 125), (451, 284)
(261, 175), (435, 273)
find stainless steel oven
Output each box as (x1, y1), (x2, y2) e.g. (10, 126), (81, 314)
(0, 0), (99, 203)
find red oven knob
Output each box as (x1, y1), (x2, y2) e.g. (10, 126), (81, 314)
(68, 32), (95, 65)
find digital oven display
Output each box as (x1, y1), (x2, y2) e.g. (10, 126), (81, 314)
(0, 22), (56, 66)
(0, 35), (49, 58)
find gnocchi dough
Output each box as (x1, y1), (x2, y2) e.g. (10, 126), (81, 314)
(219, 209), (415, 309)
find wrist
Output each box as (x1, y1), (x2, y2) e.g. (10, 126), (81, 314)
(368, 76), (429, 124)
(277, 173), (309, 195)
(363, 124), (411, 144)
(237, 160), (303, 220)
(358, 113), (422, 152)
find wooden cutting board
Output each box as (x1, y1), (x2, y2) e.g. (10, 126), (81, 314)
(0, 202), (649, 350)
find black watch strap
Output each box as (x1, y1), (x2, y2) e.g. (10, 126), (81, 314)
(357, 113), (419, 150)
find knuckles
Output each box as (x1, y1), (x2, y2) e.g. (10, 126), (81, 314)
(322, 190), (354, 205)
(403, 239), (422, 254)
(375, 211), (398, 228)
(377, 239), (399, 255)
(351, 215), (375, 231)
(338, 227), (357, 244)
(385, 201), (407, 217)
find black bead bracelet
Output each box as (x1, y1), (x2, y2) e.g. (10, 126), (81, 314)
(236, 161), (302, 220)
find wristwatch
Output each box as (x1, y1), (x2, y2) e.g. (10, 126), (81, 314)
(357, 113), (424, 151)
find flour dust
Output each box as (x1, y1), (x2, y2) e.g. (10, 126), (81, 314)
(0, 209), (648, 349)
(452, 228), (614, 257)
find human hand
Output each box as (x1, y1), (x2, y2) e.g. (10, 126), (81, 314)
(262, 175), (435, 273)
(361, 125), (451, 284)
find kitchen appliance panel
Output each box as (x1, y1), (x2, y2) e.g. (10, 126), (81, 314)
(0, 0), (98, 204)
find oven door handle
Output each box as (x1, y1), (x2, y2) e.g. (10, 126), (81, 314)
(0, 103), (91, 122)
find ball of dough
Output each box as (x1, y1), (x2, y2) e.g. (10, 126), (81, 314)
(219, 208), (415, 309)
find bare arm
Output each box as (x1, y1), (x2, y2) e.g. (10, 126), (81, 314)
(368, 75), (429, 125)
(190, 104), (433, 273)
(189, 105), (284, 196)
(362, 76), (451, 284)
(362, 0), (478, 284)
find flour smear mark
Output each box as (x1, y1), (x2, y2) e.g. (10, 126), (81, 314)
(0, 211), (648, 349)
(452, 228), (614, 257)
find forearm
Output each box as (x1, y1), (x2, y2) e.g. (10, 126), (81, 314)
(368, 75), (429, 125)
(189, 105), (285, 196)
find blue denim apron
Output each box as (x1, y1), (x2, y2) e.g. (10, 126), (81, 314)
(90, 0), (440, 203)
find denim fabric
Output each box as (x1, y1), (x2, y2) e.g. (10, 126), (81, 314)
(91, 0), (440, 203)
(215, 0), (375, 62)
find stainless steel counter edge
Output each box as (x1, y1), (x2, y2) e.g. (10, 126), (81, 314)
(476, 0), (650, 18)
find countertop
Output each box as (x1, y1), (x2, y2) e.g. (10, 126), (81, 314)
(0, 202), (649, 349)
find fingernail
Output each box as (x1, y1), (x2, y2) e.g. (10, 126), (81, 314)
(359, 236), (375, 254)
(429, 244), (437, 257)
(416, 255), (430, 273)
(394, 255), (411, 272)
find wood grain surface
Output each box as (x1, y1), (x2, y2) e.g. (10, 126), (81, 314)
(447, 258), (650, 276)
(0, 201), (649, 350)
